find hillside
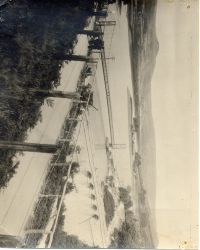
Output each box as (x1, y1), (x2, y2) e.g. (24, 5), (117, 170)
(127, 0), (159, 247)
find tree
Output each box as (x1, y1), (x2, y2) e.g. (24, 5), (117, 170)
(88, 183), (94, 189)
(92, 205), (97, 210)
(134, 152), (141, 166)
(91, 194), (96, 200)
(103, 186), (115, 226)
(119, 187), (133, 210)
(110, 222), (137, 248)
(86, 171), (92, 178)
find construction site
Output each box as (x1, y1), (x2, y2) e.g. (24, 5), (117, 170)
(0, 0), (159, 248)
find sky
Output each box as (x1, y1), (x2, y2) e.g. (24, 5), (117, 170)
(151, 0), (198, 248)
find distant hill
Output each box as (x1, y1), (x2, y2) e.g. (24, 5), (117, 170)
(127, 0), (159, 247)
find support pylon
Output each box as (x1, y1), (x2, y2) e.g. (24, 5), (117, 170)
(95, 21), (116, 26)
(95, 144), (126, 150)
(28, 89), (80, 99)
(58, 138), (71, 143)
(50, 163), (69, 167)
(92, 11), (108, 17)
(78, 30), (103, 37)
(0, 89), (80, 100)
(39, 194), (62, 198)
(67, 118), (82, 121)
(25, 229), (52, 235)
(54, 54), (98, 63)
(0, 140), (59, 153)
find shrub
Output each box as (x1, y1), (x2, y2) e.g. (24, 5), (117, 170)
(103, 186), (115, 226)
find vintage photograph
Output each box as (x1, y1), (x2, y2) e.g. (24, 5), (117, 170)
(0, 0), (198, 248)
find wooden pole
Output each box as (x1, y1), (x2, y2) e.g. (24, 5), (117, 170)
(92, 11), (107, 17)
(25, 229), (52, 235)
(39, 194), (62, 197)
(78, 30), (103, 36)
(54, 54), (98, 63)
(28, 89), (80, 99)
(95, 21), (116, 26)
(0, 90), (80, 100)
(0, 140), (59, 153)
(50, 163), (69, 167)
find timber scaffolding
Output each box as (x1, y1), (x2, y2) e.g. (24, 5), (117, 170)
(0, 89), (80, 101)
(94, 9), (116, 146)
(24, 6), (117, 249)
(24, 87), (95, 248)
(43, 10), (116, 247)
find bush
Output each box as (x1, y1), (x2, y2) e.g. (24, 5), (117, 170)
(110, 221), (137, 248)
(119, 186), (133, 210)
(109, 186), (139, 248)
(103, 186), (115, 226)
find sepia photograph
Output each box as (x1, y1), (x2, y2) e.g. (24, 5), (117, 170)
(0, 0), (198, 248)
